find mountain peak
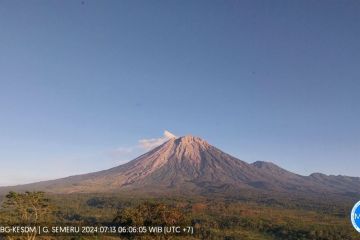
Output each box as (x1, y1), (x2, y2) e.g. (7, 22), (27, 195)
(175, 135), (210, 148)
(252, 161), (278, 168)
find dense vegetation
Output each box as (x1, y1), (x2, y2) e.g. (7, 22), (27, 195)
(0, 191), (358, 240)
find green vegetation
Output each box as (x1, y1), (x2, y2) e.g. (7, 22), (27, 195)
(0, 192), (358, 240)
(2, 191), (51, 223)
(1, 191), (52, 240)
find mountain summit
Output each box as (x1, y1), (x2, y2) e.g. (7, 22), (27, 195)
(1, 135), (360, 196)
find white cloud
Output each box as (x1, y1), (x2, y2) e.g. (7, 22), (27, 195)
(164, 130), (177, 139)
(109, 146), (140, 164)
(110, 130), (177, 164)
(113, 146), (135, 154)
(138, 130), (177, 150)
(0, 131), (178, 186)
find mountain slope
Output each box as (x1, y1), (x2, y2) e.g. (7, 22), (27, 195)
(1, 135), (360, 197)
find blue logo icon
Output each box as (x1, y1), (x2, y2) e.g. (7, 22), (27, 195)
(351, 201), (360, 232)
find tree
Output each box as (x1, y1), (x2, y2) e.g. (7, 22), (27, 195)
(1, 191), (51, 240)
(113, 202), (185, 226)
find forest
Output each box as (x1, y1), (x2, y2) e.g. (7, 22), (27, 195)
(0, 191), (358, 240)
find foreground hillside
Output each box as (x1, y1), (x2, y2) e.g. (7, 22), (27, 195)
(0, 192), (358, 240)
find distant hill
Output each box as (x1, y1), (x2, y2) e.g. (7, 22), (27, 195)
(1, 135), (360, 198)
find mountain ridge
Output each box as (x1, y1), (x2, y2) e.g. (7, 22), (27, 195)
(1, 135), (359, 197)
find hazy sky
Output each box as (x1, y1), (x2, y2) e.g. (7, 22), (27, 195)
(0, 0), (359, 186)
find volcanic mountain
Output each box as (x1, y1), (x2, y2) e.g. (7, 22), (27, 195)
(1, 135), (360, 197)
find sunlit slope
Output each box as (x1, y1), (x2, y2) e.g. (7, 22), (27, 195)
(1, 135), (360, 197)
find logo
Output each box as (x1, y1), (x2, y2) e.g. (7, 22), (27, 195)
(351, 201), (360, 232)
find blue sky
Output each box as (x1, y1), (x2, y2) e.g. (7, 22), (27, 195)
(0, 0), (359, 185)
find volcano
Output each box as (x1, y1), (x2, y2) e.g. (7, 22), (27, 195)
(1, 135), (360, 197)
